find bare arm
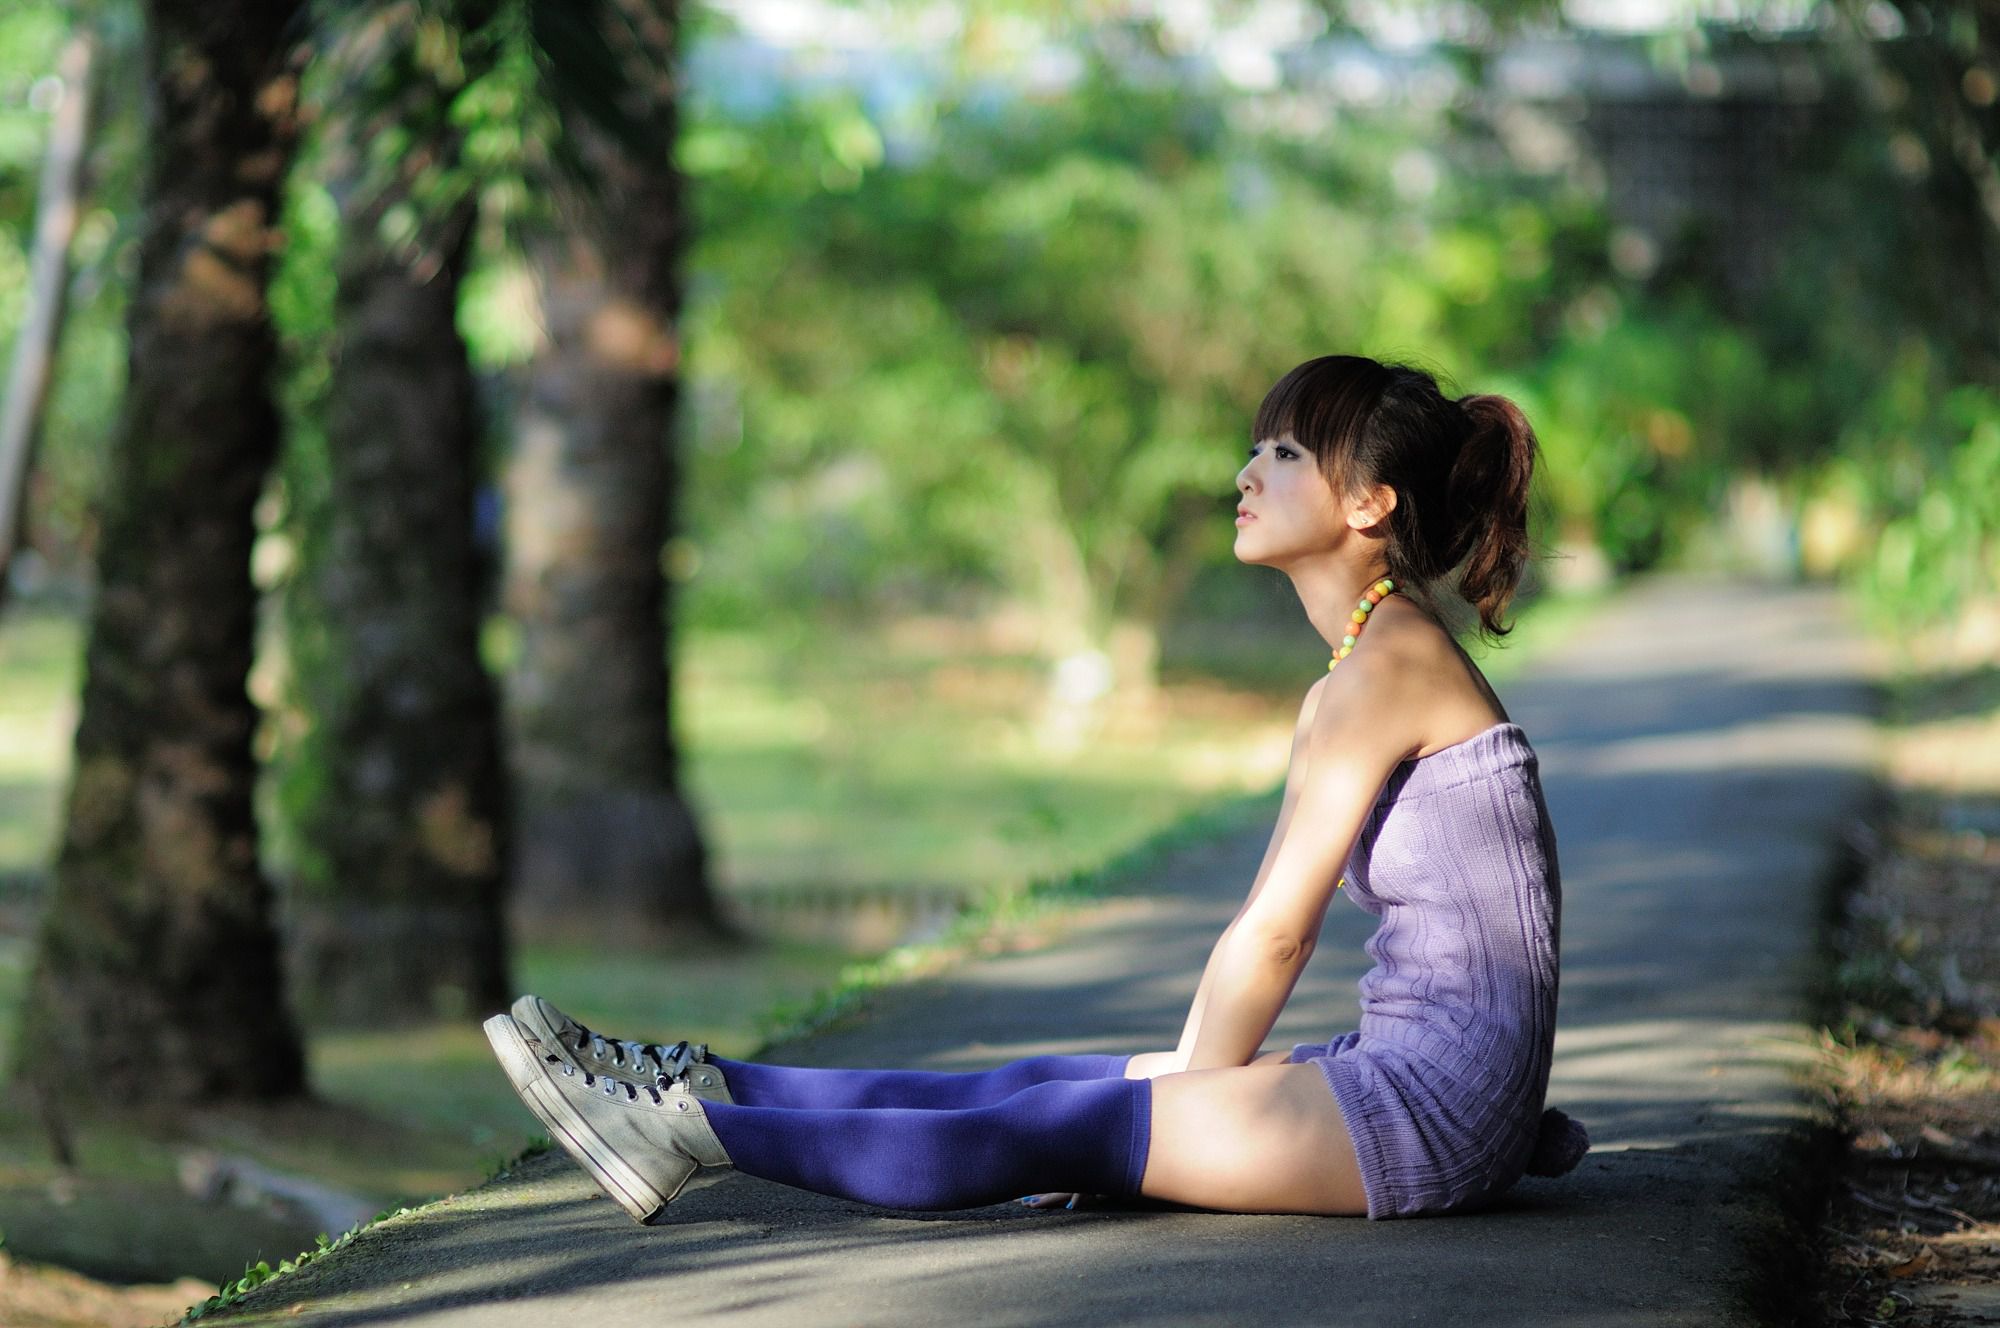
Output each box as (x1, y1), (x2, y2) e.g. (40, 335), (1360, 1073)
(1175, 663), (1412, 1072)
(1168, 679), (1323, 1070)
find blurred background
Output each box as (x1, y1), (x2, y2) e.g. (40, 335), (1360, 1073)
(0, 0), (1995, 1320)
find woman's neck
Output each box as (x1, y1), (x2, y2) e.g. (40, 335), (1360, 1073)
(1289, 561), (1392, 655)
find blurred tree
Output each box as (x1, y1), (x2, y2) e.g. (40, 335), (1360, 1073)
(0, 25), (94, 613)
(277, 0), (513, 1025)
(1826, 0), (2000, 383)
(502, 0), (730, 942)
(12, 0), (310, 1103)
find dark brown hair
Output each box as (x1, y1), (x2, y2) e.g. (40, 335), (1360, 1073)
(1251, 354), (1544, 645)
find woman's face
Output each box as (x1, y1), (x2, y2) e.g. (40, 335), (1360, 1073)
(1233, 434), (1348, 569)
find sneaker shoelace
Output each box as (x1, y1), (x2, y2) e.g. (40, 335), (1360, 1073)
(566, 1021), (706, 1083)
(538, 1043), (684, 1106)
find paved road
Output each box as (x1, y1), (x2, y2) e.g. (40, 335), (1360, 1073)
(208, 570), (1888, 1327)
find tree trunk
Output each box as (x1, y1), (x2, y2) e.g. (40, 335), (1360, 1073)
(279, 0), (512, 1025)
(0, 27), (95, 614)
(12, 0), (308, 1105)
(504, 0), (729, 943)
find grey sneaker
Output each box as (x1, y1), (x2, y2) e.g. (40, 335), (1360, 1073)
(483, 1013), (734, 1224)
(509, 994), (733, 1103)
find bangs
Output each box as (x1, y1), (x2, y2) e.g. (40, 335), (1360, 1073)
(1250, 355), (1394, 480)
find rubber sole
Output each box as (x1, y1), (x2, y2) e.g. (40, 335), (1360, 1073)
(482, 1013), (693, 1224)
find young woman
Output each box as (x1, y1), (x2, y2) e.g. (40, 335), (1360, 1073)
(485, 353), (1590, 1223)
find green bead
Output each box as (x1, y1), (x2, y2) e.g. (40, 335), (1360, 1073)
(1342, 634), (1356, 647)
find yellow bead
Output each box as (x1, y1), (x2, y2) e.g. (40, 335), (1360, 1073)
(1327, 657), (1338, 670)
(1338, 643), (1352, 656)
(1351, 609), (1367, 624)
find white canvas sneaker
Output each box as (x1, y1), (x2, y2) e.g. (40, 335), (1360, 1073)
(483, 1013), (734, 1224)
(509, 994), (733, 1102)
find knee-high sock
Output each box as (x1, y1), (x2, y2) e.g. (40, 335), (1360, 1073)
(699, 1076), (1152, 1211)
(704, 1052), (1133, 1110)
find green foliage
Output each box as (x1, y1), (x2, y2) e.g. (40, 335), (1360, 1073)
(1837, 354), (2000, 632)
(674, 59), (1620, 636)
(261, 124), (346, 896)
(177, 1207), (415, 1323)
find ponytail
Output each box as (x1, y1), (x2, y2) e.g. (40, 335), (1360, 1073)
(1445, 393), (1538, 643)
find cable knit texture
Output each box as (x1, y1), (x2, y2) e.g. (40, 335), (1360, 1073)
(1287, 721), (1588, 1218)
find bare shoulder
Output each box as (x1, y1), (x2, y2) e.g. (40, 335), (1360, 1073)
(1328, 595), (1510, 762)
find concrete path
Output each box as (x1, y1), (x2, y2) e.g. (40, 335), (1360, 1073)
(206, 570), (1889, 1327)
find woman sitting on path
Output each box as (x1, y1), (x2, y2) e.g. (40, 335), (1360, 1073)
(484, 352), (1591, 1222)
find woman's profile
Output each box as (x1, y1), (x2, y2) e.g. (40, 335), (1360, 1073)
(484, 352), (1591, 1221)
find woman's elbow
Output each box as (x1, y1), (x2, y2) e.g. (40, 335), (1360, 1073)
(1239, 924), (1314, 968)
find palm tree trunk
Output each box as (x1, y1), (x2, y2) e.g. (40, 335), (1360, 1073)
(12, 0), (309, 1104)
(281, 1), (512, 1023)
(504, 0), (727, 943)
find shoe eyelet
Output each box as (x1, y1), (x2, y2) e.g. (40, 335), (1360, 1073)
(675, 1100), (689, 1111)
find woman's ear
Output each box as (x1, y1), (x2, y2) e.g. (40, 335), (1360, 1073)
(1350, 483), (1397, 531)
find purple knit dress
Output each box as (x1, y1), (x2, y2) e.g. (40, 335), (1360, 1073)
(1286, 721), (1590, 1218)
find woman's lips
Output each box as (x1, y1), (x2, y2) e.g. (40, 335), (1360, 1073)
(1235, 512), (1256, 526)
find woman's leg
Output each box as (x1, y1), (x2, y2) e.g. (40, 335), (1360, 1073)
(704, 1051), (1133, 1110)
(700, 1075), (1151, 1211)
(1138, 1061), (1368, 1215)
(703, 1058), (1365, 1215)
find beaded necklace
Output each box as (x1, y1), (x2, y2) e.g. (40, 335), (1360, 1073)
(1328, 577), (1397, 672)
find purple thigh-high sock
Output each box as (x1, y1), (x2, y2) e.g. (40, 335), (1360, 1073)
(703, 1052), (1133, 1110)
(699, 1075), (1153, 1211)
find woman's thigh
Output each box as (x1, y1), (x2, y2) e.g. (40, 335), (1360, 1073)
(1140, 1062), (1367, 1216)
